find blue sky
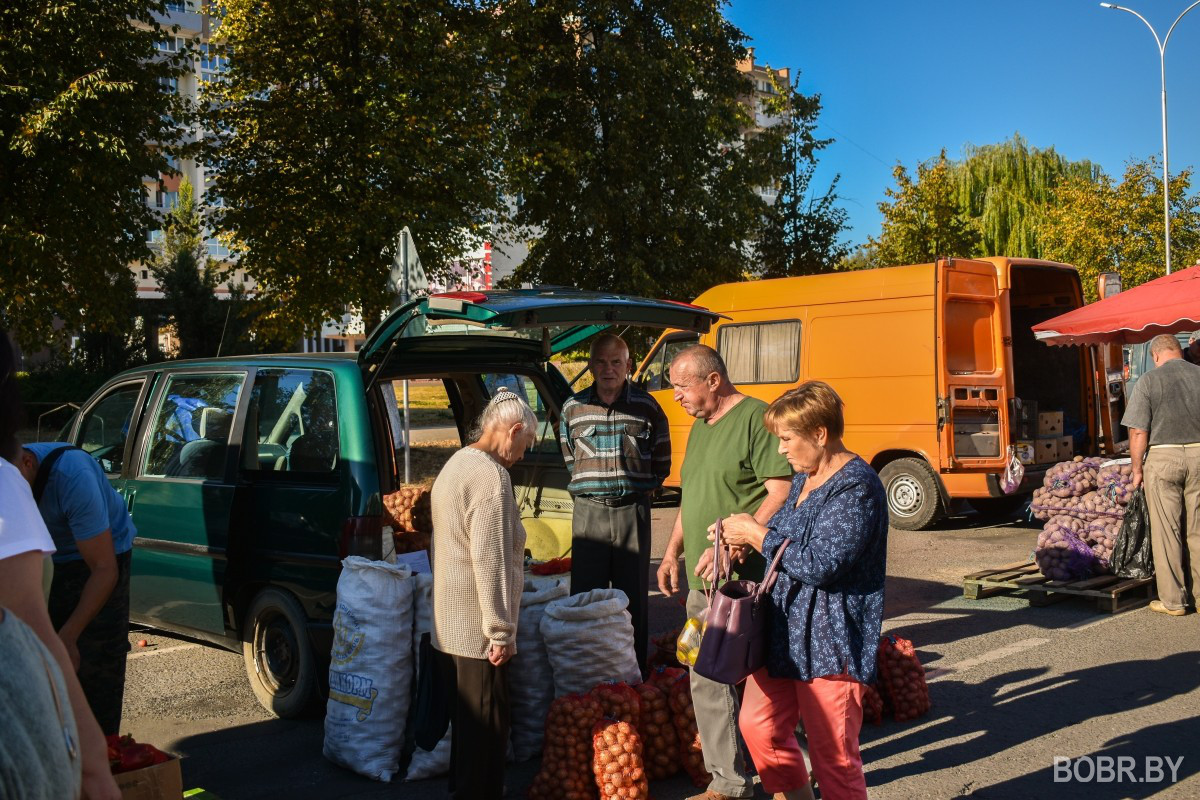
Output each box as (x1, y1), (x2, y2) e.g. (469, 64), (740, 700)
(725, 0), (1200, 247)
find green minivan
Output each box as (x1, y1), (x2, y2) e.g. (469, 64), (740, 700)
(60, 290), (717, 717)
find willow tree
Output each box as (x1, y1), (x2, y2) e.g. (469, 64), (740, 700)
(953, 134), (1101, 259)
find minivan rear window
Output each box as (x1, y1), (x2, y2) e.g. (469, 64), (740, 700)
(242, 369), (340, 474)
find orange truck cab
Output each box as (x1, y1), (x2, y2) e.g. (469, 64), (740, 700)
(634, 257), (1098, 529)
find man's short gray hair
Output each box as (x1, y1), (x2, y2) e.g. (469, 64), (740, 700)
(1150, 333), (1183, 356)
(470, 388), (538, 442)
(589, 333), (629, 360)
(1189, 330), (1200, 345)
(673, 344), (728, 383)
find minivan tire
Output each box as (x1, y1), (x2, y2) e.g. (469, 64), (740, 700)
(879, 457), (945, 531)
(243, 588), (317, 719)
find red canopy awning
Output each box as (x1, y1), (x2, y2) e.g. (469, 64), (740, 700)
(1033, 265), (1200, 346)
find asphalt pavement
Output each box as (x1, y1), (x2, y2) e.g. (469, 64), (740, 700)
(120, 506), (1200, 800)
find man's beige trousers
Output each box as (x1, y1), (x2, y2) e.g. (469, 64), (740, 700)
(1144, 446), (1200, 611)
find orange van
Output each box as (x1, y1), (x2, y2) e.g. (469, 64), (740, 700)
(634, 257), (1099, 529)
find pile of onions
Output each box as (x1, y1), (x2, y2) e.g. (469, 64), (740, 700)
(876, 635), (931, 723)
(666, 673), (711, 788)
(528, 693), (603, 800)
(632, 683), (679, 781)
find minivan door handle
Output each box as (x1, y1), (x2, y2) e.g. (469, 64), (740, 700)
(124, 489), (136, 514)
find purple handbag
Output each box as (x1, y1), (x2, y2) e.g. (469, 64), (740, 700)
(692, 519), (790, 685)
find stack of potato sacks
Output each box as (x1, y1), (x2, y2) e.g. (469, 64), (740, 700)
(1030, 457), (1131, 580)
(383, 484), (432, 554)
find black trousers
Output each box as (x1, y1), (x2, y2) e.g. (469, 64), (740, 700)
(47, 549), (132, 736)
(439, 650), (510, 800)
(570, 493), (651, 670)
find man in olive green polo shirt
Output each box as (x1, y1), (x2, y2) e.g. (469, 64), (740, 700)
(656, 344), (791, 800)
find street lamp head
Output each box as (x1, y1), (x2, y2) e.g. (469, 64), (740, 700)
(1100, 2), (1119, 8)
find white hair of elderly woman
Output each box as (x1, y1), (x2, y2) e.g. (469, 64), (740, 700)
(469, 388), (538, 443)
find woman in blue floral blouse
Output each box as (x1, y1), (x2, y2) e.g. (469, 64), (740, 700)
(716, 381), (887, 800)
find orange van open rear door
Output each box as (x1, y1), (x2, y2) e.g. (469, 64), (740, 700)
(935, 258), (1010, 471)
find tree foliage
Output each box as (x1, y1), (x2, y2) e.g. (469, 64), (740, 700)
(495, 0), (778, 300)
(870, 149), (978, 267)
(753, 74), (848, 278)
(0, 0), (191, 349)
(203, 0), (502, 339)
(954, 134), (1101, 259)
(1039, 158), (1200, 301)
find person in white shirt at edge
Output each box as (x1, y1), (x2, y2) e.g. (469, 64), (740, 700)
(430, 388), (537, 800)
(0, 331), (120, 800)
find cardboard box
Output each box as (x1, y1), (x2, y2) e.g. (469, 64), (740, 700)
(1035, 438), (1058, 463)
(116, 757), (182, 800)
(1058, 436), (1075, 461)
(1015, 440), (1036, 465)
(1038, 411), (1064, 437)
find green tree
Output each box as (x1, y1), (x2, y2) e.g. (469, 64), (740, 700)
(753, 75), (848, 278)
(953, 134), (1101, 258)
(203, 0), (502, 340)
(0, 0), (192, 349)
(153, 177), (231, 358)
(496, 0), (778, 300)
(1039, 158), (1200, 301)
(870, 149), (978, 267)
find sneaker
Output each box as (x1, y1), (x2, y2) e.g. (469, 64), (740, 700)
(1149, 600), (1187, 616)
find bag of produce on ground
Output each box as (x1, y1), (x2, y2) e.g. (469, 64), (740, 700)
(589, 681), (641, 728)
(649, 627), (683, 670)
(541, 589), (641, 697)
(1035, 515), (1102, 580)
(1098, 458), (1136, 506)
(1043, 457), (1104, 498)
(633, 682), (680, 780)
(876, 635), (930, 723)
(646, 665), (686, 694)
(528, 693), (604, 800)
(1111, 487), (1155, 580)
(1085, 517), (1121, 571)
(510, 580), (570, 762)
(324, 557), (415, 781)
(861, 683), (885, 726)
(666, 672), (711, 788)
(592, 718), (649, 800)
(405, 723), (453, 781)
(1031, 488), (1125, 522)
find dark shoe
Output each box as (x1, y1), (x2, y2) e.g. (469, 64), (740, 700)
(1149, 600), (1187, 616)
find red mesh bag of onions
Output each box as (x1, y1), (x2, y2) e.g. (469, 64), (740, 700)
(591, 718), (649, 800)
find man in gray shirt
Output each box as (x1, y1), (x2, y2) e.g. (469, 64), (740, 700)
(1121, 333), (1200, 615)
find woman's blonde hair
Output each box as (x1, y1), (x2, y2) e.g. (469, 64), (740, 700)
(470, 388), (538, 442)
(764, 381), (845, 439)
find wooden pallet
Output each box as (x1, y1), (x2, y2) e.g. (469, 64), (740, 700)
(963, 560), (1156, 613)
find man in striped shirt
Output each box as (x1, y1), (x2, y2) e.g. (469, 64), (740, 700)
(560, 333), (671, 669)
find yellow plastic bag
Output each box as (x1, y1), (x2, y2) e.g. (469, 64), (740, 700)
(675, 610), (708, 667)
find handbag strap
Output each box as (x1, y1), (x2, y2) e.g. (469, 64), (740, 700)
(755, 538), (791, 599)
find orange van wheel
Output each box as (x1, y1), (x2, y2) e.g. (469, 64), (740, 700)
(879, 458), (945, 531)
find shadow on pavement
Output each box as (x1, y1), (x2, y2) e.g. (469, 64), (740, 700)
(861, 651), (1200, 800)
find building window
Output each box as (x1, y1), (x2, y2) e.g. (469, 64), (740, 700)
(716, 321), (802, 384)
(141, 269), (149, 280)
(147, 229), (164, 244)
(157, 76), (178, 94)
(165, 1), (189, 12)
(154, 190), (179, 210)
(155, 37), (183, 53)
(198, 43), (229, 84)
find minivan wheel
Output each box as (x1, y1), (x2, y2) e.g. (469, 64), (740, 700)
(242, 588), (317, 718)
(879, 458), (945, 531)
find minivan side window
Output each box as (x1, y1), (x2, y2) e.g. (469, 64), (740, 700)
(640, 333), (700, 391)
(716, 321), (802, 384)
(242, 369), (339, 474)
(76, 381), (144, 475)
(142, 374), (244, 479)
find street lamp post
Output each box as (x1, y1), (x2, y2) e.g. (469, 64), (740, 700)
(1100, 1), (1200, 274)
